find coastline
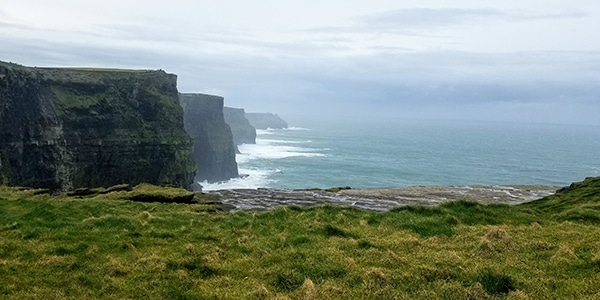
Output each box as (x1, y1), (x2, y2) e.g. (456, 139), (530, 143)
(206, 184), (560, 211)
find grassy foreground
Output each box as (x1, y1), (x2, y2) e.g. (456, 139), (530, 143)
(1, 179), (600, 299)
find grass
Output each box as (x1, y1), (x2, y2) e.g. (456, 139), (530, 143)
(0, 179), (599, 299)
(522, 176), (600, 223)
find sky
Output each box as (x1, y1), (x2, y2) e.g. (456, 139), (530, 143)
(1, 0), (599, 125)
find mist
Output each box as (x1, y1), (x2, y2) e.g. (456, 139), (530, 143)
(2, 1), (599, 126)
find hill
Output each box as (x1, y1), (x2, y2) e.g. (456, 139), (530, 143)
(1, 179), (599, 298)
(521, 176), (600, 223)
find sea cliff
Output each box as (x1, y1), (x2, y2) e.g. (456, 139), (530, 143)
(223, 107), (256, 145)
(245, 112), (288, 129)
(0, 61), (196, 191)
(179, 93), (239, 183)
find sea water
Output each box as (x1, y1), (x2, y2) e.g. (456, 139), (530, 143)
(200, 119), (600, 191)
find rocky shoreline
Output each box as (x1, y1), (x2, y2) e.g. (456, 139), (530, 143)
(207, 184), (559, 211)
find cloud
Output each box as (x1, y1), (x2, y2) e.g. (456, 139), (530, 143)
(308, 8), (586, 37)
(360, 8), (504, 29)
(1, 2), (598, 125)
(0, 19), (35, 31)
(357, 8), (585, 31)
(5, 32), (597, 116)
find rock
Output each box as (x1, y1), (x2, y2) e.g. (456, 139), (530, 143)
(128, 192), (195, 204)
(67, 188), (99, 197)
(101, 183), (196, 203)
(207, 185), (559, 211)
(0, 61), (196, 192)
(556, 176), (600, 194)
(245, 113), (288, 129)
(179, 93), (239, 183)
(223, 107), (256, 145)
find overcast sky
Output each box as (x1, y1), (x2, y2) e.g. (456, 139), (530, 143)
(1, 0), (599, 125)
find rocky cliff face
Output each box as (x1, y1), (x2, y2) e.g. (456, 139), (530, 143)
(0, 61), (196, 191)
(245, 113), (288, 129)
(179, 93), (239, 183)
(223, 107), (256, 145)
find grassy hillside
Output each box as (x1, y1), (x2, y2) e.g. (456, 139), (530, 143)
(521, 177), (600, 223)
(1, 181), (600, 299)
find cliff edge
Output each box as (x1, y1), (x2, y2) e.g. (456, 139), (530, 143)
(0, 61), (196, 191)
(223, 107), (256, 145)
(245, 113), (288, 129)
(179, 93), (239, 183)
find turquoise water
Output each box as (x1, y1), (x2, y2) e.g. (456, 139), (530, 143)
(201, 119), (600, 190)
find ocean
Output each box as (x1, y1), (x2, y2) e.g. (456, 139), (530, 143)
(200, 119), (600, 191)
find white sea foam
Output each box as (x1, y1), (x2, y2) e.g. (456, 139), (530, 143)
(201, 132), (324, 190)
(285, 127), (310, 131)
(255, 129), (276, 135)
(259, 139), (313, 144)
(238, 138), (325, 162)
(255, 127), (310, 136)
(199, 168), (273, 191)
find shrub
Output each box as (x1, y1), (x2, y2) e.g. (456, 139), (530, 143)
(323, 224), (357, 238)
(401, 219), (454, 237)
(272, 271), (304, 292)
(476, 269), (517, 295)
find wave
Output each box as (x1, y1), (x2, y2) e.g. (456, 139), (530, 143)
(255, 129), (276, 135)
(199, 168), (274, 191)
(285, 126), (310, 131)
(259, 139), (313, 144)
(206, 126), (323, 190)
(255, 127), (310, 136)
(238, 142), (325, 162)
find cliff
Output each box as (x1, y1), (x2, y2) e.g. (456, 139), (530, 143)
(0, 61), (197, 191)
(179, 93), (239, 182)
(223, 107), (256, 145)
(245, 113), (288, 129)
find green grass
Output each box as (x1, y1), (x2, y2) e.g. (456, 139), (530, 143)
(522, 176), (600, 223)
(1, 179), (600, 299)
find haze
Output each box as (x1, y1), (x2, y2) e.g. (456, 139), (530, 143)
(1, 0), (599, 125)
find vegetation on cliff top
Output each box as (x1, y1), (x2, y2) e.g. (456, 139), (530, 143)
(521, 176), (600, 223)
(1, 178), (599, 299)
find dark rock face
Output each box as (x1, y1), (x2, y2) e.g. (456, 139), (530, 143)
(245, 113), (288, 129)
(179, 93), (239, 183)
(556, 176), (600, 194)
(223, 107), (256, 145)
(0, 61), (197, 191)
